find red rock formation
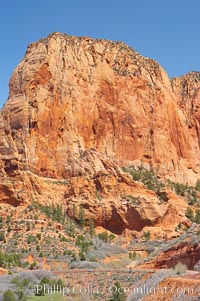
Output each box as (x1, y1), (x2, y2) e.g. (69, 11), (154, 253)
(172, 72), (200, 178)
(0, 32), (199, 235)
(3, 32), (200, 183)
(138, 224), (200, 269)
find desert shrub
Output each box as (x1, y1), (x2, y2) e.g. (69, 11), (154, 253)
(129, 251), (137, 259)
(33, 269), (55, 281)
(36, 233), (41, 240)
(143, 231), (151, 241)
(195, 180), (200, 191)
(75, 235), (92, 252)
(98, 231), (115, 243)
(17, 290), (27, 301)
(35, 277), (63, 296)
(108, 281), (127, 301)
(173, 261), (187, 275)
(12, 272), (37, 289)
(0, 275), (14, 297)
(185, 207), (194, 221)
(2, 289), (16, 301)
(98, 231), (109, 242)
(79, 251), (86, 261)
(195, 209), (200, 223)
(11, 270), (57, 297)
(27, 235), (36, 244)
(0, 231), (5, 242)
(29, 262), (37, 270)
(125, 195), (140, 205)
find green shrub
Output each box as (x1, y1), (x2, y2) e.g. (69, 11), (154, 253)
(89, 219), (95, 237)
(108, 281), (127, 301)
(30, 262), (37, 270)
(143, 231), (151, 241)
(17, 290), (27, 301)
(36, 233), (41, 240)
(2, 290), (16, 301)
(195, 180), (200, 191)
(173, 261), (187, 275)
(98, 231), (115, 243)
(79, 204), (85, 229)
(195, 209), (200, 223)
(98, 231), (109, 242)
(79, 251), (86, 261)
(185, 207), (194, 221)
(31, 202), (65, 224)
(0, 231), (5, 241)
(27, 235), (36, 244)
(129, 251), (137, 259)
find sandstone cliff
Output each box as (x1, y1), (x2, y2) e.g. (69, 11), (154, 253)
(0, 32), (199, 235)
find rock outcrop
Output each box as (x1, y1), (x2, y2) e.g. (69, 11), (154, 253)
(0, 32), (199, 235)
(139, 240), (200, 270)
(138, 224), (200, 269)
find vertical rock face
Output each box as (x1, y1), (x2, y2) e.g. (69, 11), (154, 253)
(0, 32), (199, 234)
(172, 72), (200, 177)
(2, 32), (200, 184)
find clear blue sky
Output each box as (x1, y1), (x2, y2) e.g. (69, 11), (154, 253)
(0, 0), (199, 107)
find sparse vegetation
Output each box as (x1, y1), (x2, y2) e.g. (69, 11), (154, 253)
(31, 202), (65, 224)
(98, 231), (115, 243)
(2, 289), (16, 301)
(0, 252), (22, 268)
(122, 166), (164, 193)
(108, 281), (127, 301)
(123, 166), (200, 208)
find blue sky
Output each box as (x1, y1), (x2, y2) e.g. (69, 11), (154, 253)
(0, 0), (199, 107)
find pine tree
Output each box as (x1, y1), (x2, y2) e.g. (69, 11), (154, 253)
(26, 221), (30, 231)
(89, 219), (95, 237)
(73, 204), (77, 217)
(79, 204), (85, 229)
